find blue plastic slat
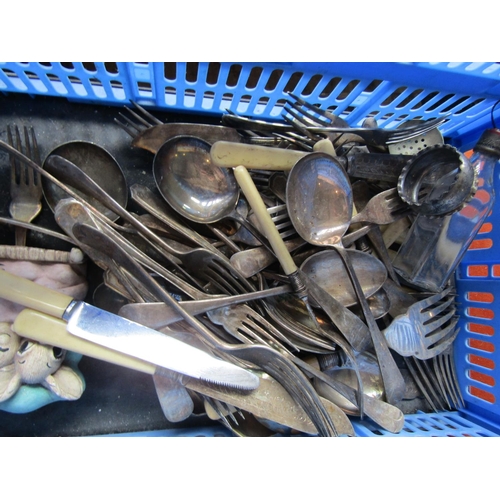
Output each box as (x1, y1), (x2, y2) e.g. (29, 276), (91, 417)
(455, 278), (500, 429)
(351, 411), (499, 437)
(97, 425), (233, 437)
(2, 61), (500, 152)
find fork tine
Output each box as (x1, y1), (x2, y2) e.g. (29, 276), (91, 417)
(284, 101), (332, 128)
(272, 132), (315, 150)
(393, 116), (447, 135)
(404, 357), (442, 412)
(444, 346), (465, 408)
(414, 286), (454, 312)
(7, 125), (17, 184)
(24, 127), (39, 187)
(422, 322), (460, 358)
(282, 111), (323, 141)
(204, 396), (239, 429)
(23, 126), (32, 160)
(130, 100), (164, 126)
(433, 354), (454, 409)
(30, 126), (41, 166)
(420, 295), (456, 324)
(287, 93), (334, 122)
(415, 357), (449, 410)
(282, 106), (316, 129)
(436, 350), (461, 409)
(422, 306), (457, 335)
(204, 261), (252, 295)
(113, 117), (139, 138)
(201, 267), (242, 296)
(14, 125), (27, 185)
(386, 117), (447, 143)
(243, 311), (300, 354)
(116, 111), (145, 133)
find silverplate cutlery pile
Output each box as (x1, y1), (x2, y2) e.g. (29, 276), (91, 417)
(1, 93), (483, 437)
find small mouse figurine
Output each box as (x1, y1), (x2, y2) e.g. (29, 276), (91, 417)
(0, 323), (85, 404)
(0, 248), (88, 412)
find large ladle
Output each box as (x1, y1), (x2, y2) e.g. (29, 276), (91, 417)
(152, 136), (273, 253)
(285, 152), (406, 405)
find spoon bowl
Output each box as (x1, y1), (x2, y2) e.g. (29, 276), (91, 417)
(286, 153), (352, 247)
(300, 248), (387, 307)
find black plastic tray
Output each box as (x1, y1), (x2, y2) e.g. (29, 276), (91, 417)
(0, 92), (219, 436)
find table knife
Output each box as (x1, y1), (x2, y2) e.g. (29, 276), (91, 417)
(0, 269), (259, 391)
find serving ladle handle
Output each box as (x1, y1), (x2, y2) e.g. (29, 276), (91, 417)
(233, 166), (372, 354)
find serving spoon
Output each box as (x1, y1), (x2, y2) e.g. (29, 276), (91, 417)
(152, 136), (272, 252)
(285, 152), (406, 405)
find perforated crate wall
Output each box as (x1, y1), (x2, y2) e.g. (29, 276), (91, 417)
(2, 62), (500, 151)
(454, 156), (500, 432)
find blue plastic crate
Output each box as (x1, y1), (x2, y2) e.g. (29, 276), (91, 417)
(2, 61), (500, 437)
(2, 62), (500, 151)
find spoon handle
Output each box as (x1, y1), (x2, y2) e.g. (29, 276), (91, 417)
(233, 166), (298, 275)
(332, 245), (406, 405)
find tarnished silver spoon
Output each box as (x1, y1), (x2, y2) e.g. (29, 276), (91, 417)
(152, 136), (272, 251)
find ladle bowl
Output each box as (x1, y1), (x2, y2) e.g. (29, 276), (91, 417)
(42, 141), (128, 222)
(153, 136), (239, 224)
(153, 135), (271, 248)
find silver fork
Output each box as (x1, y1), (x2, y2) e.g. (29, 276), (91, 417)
(433, 342), (464, 410)
(222, 111), (448, 149)
(206, 302), (411, 433)
(384, 287), (459, 360)
(8, 125), (43, 246)
(113, 100), (163, 138)
(207, 303), (301, 354)
(232, 203), (297, 246)
(350, 188), (410, 226)
(283, 93), (449, 147)
(404, 340), (464, 412)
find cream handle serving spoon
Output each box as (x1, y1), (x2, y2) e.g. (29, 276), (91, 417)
(232, 166), (372, 355)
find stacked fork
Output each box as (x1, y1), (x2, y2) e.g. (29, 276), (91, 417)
(7, 125), (43, 246)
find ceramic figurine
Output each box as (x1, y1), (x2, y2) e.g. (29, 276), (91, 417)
(0, 336), (84, 403)
(0, 248), (88, 412)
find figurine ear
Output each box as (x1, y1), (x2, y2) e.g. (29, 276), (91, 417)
(42, 365), (84, 401)
(0, 364), (22, 402)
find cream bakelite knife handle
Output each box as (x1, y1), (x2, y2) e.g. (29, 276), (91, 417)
(13, 309), (156, 375)
(211, 139), (336, 171)
(211, 141), (307, 170)
(0, 269), (73, 318)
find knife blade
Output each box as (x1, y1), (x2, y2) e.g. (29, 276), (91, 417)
(0, 269), (259, 391)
